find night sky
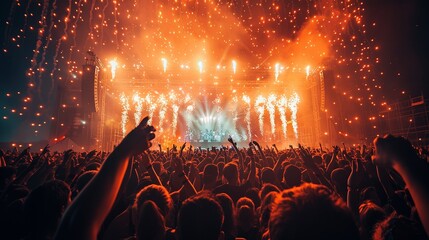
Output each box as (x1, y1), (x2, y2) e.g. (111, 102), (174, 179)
(0, 0), (428, 143)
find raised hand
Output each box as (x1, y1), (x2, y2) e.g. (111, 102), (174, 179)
(41, 144), (50, 155)
(298, 145), (318, 171)
(333, 146), (340, 156)
(228, 136), (238, 148)
(180, 142), (187, 151)
(372, 135), (429, 235)
(120, 116), (156, 156)
(252, 140), (260, 147)
(373, 134), (417, 167)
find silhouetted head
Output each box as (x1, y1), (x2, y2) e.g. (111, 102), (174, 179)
(269, 183), (359, 240)
(259, 183), (280, 202)
(215, 193), (236, 239)
(134, 184), (172, 218)
(244, 188), (261, 208)
(136, 200), (166, 240)
(177, 195), (224, 240)
(330, 168), (348, 199)
(24, 180), (71, 239)
(203, 164), (219, 186)
(73, 170), (97, 198)
(359, 201), (386, 239)
(261, 167), (276, 184)
(222, 162), (239, 185)
(236, 197), (256, 231)
(283, 165), (302, 188)
(260, 191), (278, 231)
(373, 215), (427, 240)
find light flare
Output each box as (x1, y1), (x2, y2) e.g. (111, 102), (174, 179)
(161, 58), (167, 73)
(274, 63), (280, 82)
(109, 58), (118, 81)
(306, 65), (311, 79)
(232, 60), (237, 74)
(198, 61), (203, 74)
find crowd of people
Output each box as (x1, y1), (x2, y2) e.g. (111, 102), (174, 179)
(1, 116), (429, 240)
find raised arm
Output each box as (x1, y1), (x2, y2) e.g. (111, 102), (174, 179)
(253, 140), (267, 165)
(55, 117), (156, 240)
(374, 135), (429, 235)
(347, 158), (365, 217)
(228, 136), (244, 169)
(298, 146), (333, 189)
(141, 151), (163, 186)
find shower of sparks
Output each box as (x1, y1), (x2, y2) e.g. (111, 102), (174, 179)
(145, 93), (157, 125)
(157, 94), (167, 132)
(243, 94), (252, 141)
(277, 95), (288, 139)
(119, 92), (130, 138)
(133, 92), (143, 126)
(288, 92), (300, 139)
(254, 95), (266, 136)
(266, 94), (277, 135)
(169, 91), (179, 135)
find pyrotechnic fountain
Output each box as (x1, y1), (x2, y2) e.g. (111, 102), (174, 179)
(118, 87), (302, 144)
